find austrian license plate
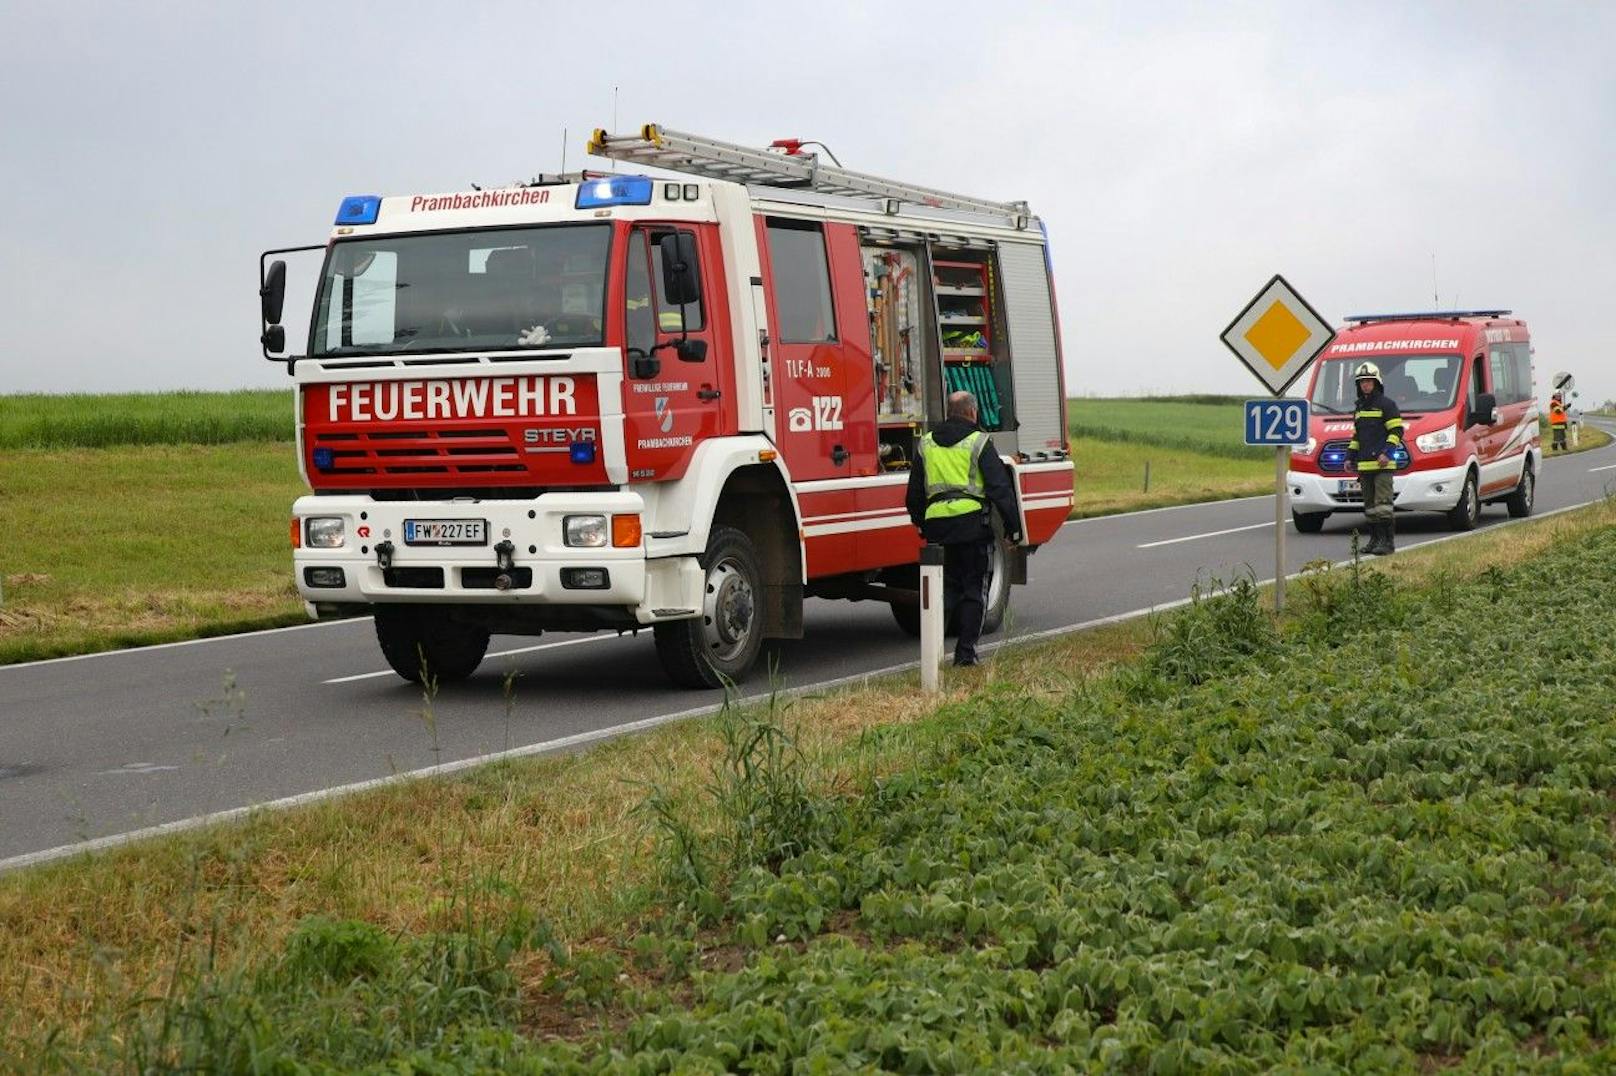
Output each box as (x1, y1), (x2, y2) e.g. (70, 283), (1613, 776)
(1337, 479), (1361, 495)
(403, 518), (488, 546)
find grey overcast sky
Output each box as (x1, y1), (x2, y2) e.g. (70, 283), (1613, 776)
(1, 1), (1611, 402)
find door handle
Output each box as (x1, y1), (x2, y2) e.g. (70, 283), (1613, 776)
(831, 444), (849, 466)
(698, 387), (722, 401)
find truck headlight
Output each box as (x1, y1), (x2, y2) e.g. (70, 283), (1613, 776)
(564, 514), (608, 548)
(305, 516), (346, 548)
(1415, 424), (1456, 453)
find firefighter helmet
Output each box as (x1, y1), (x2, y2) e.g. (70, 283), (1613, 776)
(1352, 361), (1382, 383)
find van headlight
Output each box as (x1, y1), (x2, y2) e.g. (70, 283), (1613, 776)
(1296, 437), (1317, 457)
(305, 517), (346, 548)
(1416, 424), (1457, 452)
(564, 515), (608, 548)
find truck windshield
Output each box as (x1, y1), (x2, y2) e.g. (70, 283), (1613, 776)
(1309, 354), (1462, 415)
(310, 224), (610, 356)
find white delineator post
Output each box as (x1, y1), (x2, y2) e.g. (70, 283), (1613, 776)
(920, 544), (945, 692)
(1274, 446), (1289, 613)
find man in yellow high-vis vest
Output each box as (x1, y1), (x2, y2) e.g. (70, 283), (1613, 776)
(905, 390), (1022, 666)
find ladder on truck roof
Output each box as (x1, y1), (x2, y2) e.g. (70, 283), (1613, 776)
(587, 124), (1034, 228)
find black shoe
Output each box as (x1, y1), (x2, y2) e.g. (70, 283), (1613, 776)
(1365, 523), (1389, 555)
(1381, 521), (1395, 554)
(953, 654), (980, 668)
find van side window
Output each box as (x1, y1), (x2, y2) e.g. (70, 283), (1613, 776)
(1468, 355), (1485, 412)
(766, 220), (838, 343)
(1510, 344), (1533, 404)
(1488, 345), (1517, 404)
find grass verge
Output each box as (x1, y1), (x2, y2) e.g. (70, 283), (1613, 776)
(0, 390), (292, 449)
(8, 497), (1616, 1069)
(1070, 435), (1269, 517)
(0, 443), (306, 664)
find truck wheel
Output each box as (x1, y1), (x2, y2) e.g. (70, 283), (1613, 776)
(1446, 470), (1480, 531)
(1504, 462), (1535, 518)
(373, 606), (490, 684)
(1291, 510), (1328, 534)
(980, 541), (1012, 635)
(655, 525), (765, 689)
(890, 599), (921, 637)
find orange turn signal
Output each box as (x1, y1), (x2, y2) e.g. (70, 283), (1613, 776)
(290, 517), (302, 549)
(611, 513), (642, 548)
(758, 449), (778, 462)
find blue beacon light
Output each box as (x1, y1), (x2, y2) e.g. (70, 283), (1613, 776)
(569, 442), (598, 465)
(334, 195), (382, 225)
(575, 176), (654, 209)
(312, 447), (335, 471)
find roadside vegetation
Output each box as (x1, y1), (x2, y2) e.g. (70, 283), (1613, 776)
(1067, 396), (1269, 515)
(8, 498), (1616, 1070)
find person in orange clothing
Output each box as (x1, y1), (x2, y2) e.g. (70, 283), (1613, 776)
(1549, 392), (1569, 452)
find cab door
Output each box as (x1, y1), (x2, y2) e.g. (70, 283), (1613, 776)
(620, 224), (732, 482)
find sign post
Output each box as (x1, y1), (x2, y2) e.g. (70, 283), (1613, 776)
(1221, 275), (1336, 613)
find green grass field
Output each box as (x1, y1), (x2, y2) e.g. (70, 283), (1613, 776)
(8, 501), (1616, 1070)
(0, 389), (292, 449)
(1068, 395), (1266, 461)
(0, 443), (305, 663)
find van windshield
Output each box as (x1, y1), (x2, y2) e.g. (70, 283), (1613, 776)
(310, 224), (610, 356)
(1309, 354), (1462, 415)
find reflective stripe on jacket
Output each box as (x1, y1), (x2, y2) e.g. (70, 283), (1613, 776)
(1550, 402), (1568, 427)
(920, 430), (989, 520)
(1349, 389), (1404, 470)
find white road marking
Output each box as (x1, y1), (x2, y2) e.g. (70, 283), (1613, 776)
(3, 493), (1610, 877)
(1588, 463), (1616, 473)
(0, 616), (365, 673)
(324, 632), (630, 684)
(1137, 520), (1277, 548)
(94, 762), (180, 776)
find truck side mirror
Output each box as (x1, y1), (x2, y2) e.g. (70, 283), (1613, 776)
(261, 260), (287, 326)
(1470, 391), (1498, 428)
(262, 324), (286, 353)
(658, 233), (701, 306)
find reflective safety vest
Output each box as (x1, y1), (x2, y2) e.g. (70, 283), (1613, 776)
(1550, 402), (1567, 427)
(920, 430), (990, 520)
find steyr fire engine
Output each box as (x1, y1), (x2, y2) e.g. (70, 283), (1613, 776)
(258, 125), (1074, 688)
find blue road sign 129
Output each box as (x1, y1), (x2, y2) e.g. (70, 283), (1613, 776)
(1244, 398), (1310, 446)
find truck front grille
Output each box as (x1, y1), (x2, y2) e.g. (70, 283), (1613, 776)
(313, 428), (525, 477)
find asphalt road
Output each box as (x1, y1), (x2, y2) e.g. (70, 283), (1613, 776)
(6, 432), (1615, 867)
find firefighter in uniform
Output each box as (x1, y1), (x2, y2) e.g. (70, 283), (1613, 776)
(1549, 392), (1569, 452)
(906, 390), (1022, 667)
(1346, 361), (1405, 556)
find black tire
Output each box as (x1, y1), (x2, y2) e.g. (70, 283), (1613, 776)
(1446, 470), (1481, 531)
(980, 540), (1012, 636)
(373, 606), (490, 684)
(891, 599), (921, 637)
(1292, 510), (1329, 534)
(1505, 462), (1535, 518)
(655, 525), (765, 689)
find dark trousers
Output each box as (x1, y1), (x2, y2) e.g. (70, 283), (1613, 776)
(942, 540), (992, 662)
(1552, 425), (1567, 450)
(1362, 470), (1395, 524)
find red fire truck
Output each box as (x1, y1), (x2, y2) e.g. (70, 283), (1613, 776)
(1288, 311), (1539, 532)
(258, 126), (1073, 688)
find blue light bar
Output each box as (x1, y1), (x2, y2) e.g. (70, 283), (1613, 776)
(575, 176), (653, 210)
(1344, 310), (1511, 323)
(334, 195), (381, 226)
(312, 447), (335, 471)
(569, 441), (597, 465)
(1319, 447), (1350, 473)
(1388, 444), (1411, 469)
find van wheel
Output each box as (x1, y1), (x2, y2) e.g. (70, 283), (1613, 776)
(374, 606), (490, 684)
(1446, 470), (1481, 531)
(1292, 511), (1329, 534)
(1505, 463), (1535, 518)
(655, 525), (765, 689)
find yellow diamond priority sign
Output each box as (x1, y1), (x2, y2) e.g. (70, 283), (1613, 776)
(1220, 275), (1335, 395)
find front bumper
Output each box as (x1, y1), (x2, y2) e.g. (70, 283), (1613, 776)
(1286, 462), (1470, 515)
(292, 493), (652, 609)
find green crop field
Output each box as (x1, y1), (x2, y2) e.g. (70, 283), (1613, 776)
(1068, 395), (1265, 461)
(0, 389), (292, 449)
(8, 504), (1616, 1070)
